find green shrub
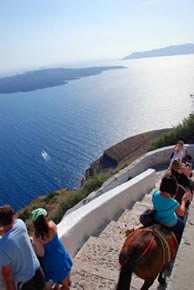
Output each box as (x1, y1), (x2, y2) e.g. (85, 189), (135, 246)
(52, 174), (110, 223)
(44, 191), (58, 203)
(149, 114), (194, 151)
(18, 209), (30, 222)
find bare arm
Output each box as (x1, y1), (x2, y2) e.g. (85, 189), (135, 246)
(1, 264), (16, 290)
(180, 165), (192, 177)
(176, 192), (191, 217)
(37, 220), (57, 244)
(31, 235), (45, 257)
(48, 220), (57, 234)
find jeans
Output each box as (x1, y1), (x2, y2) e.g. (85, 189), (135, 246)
(169, 217), (185, 236)
(168, 217), (185, 242)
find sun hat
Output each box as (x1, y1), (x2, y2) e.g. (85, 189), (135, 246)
(32, 208), (47, 222)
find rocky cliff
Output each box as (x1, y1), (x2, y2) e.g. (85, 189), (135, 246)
(84, 129), (170, 180)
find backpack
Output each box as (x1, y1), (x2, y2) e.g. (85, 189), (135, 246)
(139, 209), (156, 227)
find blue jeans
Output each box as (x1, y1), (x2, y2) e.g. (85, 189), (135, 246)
(168, 217), (185, 241)
(156, 217), (185, 243)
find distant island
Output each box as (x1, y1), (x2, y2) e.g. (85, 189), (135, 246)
(0, 66), (125, 94)
(123, 43), (194, 60)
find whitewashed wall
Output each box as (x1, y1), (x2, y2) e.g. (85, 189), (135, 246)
(58, 168), (156, 257)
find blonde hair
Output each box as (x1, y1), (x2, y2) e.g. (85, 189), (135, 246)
(171, 159), (181, 171)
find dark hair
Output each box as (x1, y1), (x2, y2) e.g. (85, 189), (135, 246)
(33, 215), (49, 240)
(0, 205), (15, 226)
(160, 175), (177, 196)
(177, 140), (184, 146)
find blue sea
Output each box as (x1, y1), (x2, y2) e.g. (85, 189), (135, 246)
(0, 55), (194, 210)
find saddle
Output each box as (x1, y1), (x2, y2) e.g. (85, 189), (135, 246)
(123, 225), (178, 266)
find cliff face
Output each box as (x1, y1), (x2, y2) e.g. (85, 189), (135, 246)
(84, 128), (170, 180)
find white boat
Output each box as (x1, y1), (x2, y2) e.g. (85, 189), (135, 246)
(41, 150), (49, 160)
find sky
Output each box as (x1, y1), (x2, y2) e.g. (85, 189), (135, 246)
(0, 0), (194, 73)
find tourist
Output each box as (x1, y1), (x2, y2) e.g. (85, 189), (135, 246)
(170, 159), (194, 192)
(32, 208), (72, 290)
(170, 143), (183, 163)
(152, 175), (191, 241)
(170, 140), (192, 164)
(0, 204), (45, 290)
(177, 140), (187, 157)
(177, 140), (193, 163)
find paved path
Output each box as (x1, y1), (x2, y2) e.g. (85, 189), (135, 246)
(70, 171), (169, 290)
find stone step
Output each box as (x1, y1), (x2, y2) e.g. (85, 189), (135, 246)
(99, 220), (129, 246)
(74, 236), (121, 273)
(72, 237), (159, 290)
(71, 261), (152, 290)
(117, 208), (142, 226)
(71, 170), (166, 290)
(98, 197), (154, 253)
(70, 261), (117, 290)
(133, 200), (152, 211)
(117, 200), (153, 226)
(140, 192), (153, 204)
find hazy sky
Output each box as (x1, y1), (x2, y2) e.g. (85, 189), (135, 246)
(0, 0), (194, 73)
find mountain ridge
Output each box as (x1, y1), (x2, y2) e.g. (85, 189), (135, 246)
(123, 43), (194, 60)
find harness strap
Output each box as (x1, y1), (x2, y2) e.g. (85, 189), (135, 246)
(152, 226), (178, 264)
(122, 228), (154, 265)
(136, 234), (155, 263)
(152, 228), (171, 264)
(125, 228), (143, 243)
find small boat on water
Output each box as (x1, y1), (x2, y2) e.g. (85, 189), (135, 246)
(41, 150), (49, 160)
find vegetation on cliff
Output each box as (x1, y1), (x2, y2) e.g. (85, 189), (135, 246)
(149, 113), (194, 150)
(17, 173), (110, 233)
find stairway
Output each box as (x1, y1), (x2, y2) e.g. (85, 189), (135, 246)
(70, 171), (165, 290)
